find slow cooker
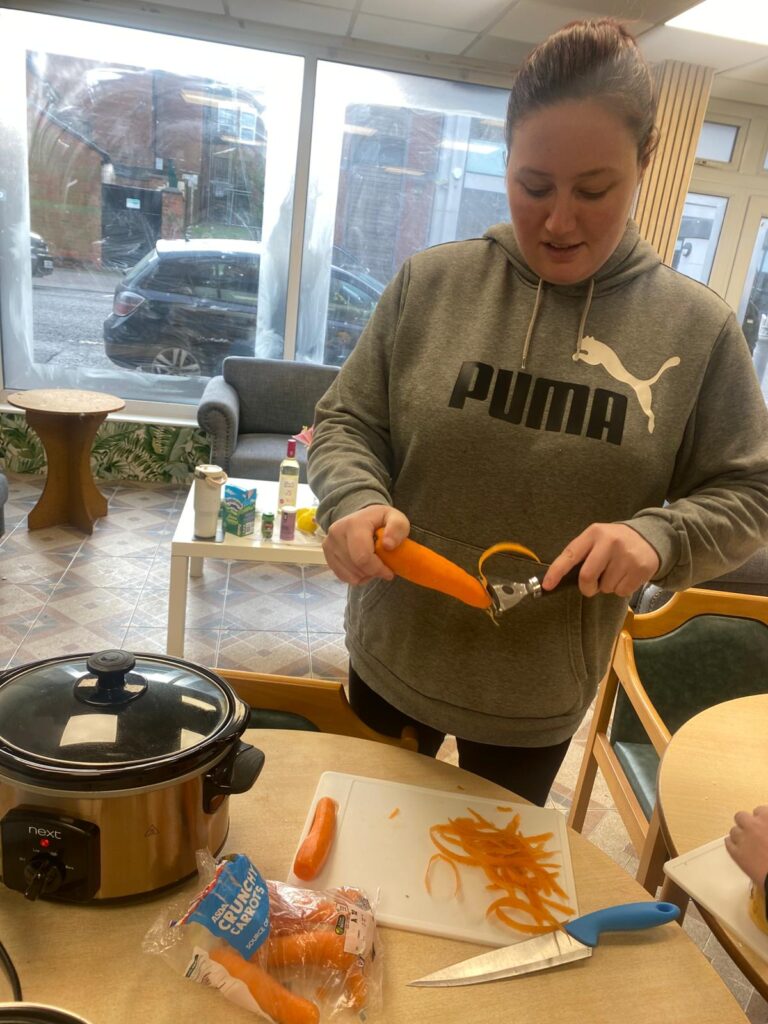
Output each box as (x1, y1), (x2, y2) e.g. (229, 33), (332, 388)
(0, 650), (264, 901)
(0, 1004), (91, 1023)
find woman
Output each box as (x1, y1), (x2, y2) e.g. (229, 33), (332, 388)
(307, 19), (768, 804)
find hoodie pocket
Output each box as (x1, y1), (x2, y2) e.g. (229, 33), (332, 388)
(351, 526), (591, 723)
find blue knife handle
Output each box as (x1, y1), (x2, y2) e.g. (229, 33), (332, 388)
(564, 902), (679, 947)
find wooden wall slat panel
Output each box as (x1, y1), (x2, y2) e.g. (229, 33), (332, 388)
(635, 60), (714, 265)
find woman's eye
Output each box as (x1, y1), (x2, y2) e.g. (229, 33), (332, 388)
(580, 190), (608, 200)
(522, 185), (550, 198)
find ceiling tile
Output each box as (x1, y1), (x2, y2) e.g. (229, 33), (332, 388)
(359, 0), (512, 34)
(638, 26), (768, 72)
(351, 14), (476, 54)
(493, 1), (609, 44)
(463, 35), (536, 67)
(150, 0), (227, 12)
(537, 0), (694, 20)
(227, 0), (354, 35)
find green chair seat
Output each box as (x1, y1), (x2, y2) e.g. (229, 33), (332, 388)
(248, 708), (320, 731)
(612, 742), (660, 820)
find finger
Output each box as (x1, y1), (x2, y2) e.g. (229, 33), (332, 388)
(734, 810), (752, 828)
(378, 508), (410, 550)
(542, 542), (587, 590)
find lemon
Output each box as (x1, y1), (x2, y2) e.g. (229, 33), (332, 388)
(296, 507), (318, 533)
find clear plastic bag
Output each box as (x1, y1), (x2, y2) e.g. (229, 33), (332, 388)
(143, 851), (382, 1023)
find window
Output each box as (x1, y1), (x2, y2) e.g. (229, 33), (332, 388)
(737, 217), (768, 384)
(296, 62), (509, 364)
(672, 193), (728, 285)
(0, 10), (302, 402)
(696, 121), (740, 164)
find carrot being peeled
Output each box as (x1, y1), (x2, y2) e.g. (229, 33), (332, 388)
(292, 797), (337, 881)
(210, 945), (319, 1024)
(374, 529), (491, 610)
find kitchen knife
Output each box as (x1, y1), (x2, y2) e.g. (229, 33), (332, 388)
(408, 901), (679, 987)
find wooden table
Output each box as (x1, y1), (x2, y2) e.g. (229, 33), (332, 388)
(0, 732), (746, 1023)
(658, 694), (768, 999)
(6, 388), (124, 533)
(167, 478), (325, 656)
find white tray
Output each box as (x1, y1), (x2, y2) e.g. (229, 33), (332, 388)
(664, 836), (768, 963)
(285, 771), (577, 947)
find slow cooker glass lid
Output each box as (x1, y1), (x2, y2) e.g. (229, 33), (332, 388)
(0, 651), (232, 767)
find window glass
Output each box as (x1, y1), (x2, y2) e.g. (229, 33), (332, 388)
(0, 10), (302, 399)
(696, 121), (739, 163)
(297, 62), (509, 365)
(737, 216), (768, 390)
(672, 193), (728, 285)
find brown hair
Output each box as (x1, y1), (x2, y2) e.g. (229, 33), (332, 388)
(505, 18), (659, 165)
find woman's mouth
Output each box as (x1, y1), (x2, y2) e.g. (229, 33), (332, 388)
(543, 241), (583, 260)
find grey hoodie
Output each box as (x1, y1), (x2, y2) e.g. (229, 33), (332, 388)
(308, 220), (768, 746)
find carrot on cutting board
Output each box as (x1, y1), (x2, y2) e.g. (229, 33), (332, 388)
(210, 945), (319, 1024)
(373, 529), (491, 609)
(292, 796), (338, 881)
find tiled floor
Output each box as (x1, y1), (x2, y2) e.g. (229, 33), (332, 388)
(1, 472), (766, 1020)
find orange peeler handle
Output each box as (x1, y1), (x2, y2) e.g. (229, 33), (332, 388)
(373, 529), (492, 610)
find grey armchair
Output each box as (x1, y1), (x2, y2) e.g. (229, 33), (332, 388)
(196, 356), (339, 481)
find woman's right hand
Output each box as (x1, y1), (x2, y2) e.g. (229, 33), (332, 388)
(322, 504), (410, 585)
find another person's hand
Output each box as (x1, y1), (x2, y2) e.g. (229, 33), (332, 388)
(725, 806), (768, 889)
(541, 522), (660, 597)
(322, 504), (410, 585)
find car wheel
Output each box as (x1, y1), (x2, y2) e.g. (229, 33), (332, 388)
(148, 346), (204, 376)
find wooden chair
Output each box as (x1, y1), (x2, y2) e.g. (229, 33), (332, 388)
(568, 587), (768, 895)
(215, 668), (419, 751)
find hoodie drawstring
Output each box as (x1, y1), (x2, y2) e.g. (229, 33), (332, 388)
(520, 278), (544, 370)
(520, 276), (595, 369)
(575, 277), (595, 356)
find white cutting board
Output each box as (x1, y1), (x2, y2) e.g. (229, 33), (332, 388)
(285, 772), (577, 947)
(664, 837), (768, 963)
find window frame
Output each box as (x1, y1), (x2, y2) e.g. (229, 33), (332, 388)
(694, 114), (750, 171)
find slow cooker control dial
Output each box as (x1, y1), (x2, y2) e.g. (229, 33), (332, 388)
(23, 853), (66, 901)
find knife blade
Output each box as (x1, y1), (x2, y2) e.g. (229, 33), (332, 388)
(408, 901), (679, 987)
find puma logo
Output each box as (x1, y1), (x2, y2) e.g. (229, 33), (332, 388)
(573, 335), (680, 433)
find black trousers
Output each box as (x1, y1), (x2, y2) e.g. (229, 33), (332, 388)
(348, 666), (571, 807)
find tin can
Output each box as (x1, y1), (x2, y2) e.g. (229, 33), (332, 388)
(279, 505), (297, 541)
(261, 512), (275, 539)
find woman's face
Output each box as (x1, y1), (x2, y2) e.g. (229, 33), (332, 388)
(505, 98), (647, 285)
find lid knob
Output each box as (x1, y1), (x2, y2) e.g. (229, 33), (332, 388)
(75, 650), (147, 707)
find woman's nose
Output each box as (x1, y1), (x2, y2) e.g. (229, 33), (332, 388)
(545, 194), (577, 235)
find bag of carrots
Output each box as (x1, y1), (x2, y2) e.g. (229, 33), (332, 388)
(143, 850), (383, 1023)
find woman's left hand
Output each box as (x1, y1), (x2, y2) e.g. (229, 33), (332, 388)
(541, 523), (660, 598)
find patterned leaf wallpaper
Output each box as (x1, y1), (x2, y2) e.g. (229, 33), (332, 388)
(0, 413), (210, 483)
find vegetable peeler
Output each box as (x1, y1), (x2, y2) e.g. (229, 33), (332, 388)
(373, 530), (583, 622)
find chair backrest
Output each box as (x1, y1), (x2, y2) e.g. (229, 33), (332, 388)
(610, 588), (768, 745)
(223, 356), (339, 435)
(632, 546), (768, 613)
(215, 668), (419, 750)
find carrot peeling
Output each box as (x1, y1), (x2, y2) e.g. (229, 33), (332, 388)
(293, 797), (337, 881)
(426, 807), (574, 935)
(388, 807), (400, 819)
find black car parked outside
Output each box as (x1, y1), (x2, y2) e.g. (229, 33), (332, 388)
(103, 239), (384, 376)
(30, 232), (54, 277)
